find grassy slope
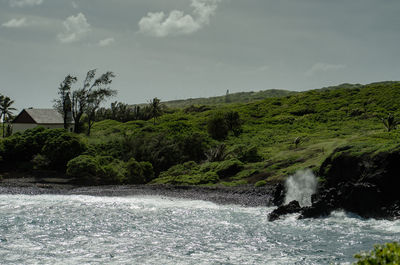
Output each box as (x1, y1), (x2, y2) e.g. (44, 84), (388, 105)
(90, 81), (400, 186)
(162, 89), (296, 108)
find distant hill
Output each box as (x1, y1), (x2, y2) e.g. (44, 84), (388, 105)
(162, 89), (296, 108)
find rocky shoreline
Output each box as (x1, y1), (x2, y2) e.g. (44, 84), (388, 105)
(0, 177), (277, 207)
(2, 144), (400, 221)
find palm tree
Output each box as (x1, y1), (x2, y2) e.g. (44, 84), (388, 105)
(149, 98), (163, 125)
(0, 96), (16, 137)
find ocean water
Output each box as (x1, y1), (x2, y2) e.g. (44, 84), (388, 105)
(0, 195), (399, 264)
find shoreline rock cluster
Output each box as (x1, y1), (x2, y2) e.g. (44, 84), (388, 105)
(268, 147), (400, 221)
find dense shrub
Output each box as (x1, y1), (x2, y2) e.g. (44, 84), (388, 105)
(224, 111), (242, 136)
(0, 127), (67, 165)
(214, 159), (244, 179)
(178, 132), (209, 162)
(126, 158), (154, 184)
(31, 154), (50, 170)
(232, 145), (263, 163)
(66, 155), (130, 185)
(66, 155), (101, 184)
(42, 133), (87, 169)
(207, 112), (229, 140)
(353, 242), (400, 264)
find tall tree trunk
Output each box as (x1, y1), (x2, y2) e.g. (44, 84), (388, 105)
(73, 113), (82, 133)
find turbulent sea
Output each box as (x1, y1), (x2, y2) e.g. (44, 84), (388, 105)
(0, 195), (399, 264)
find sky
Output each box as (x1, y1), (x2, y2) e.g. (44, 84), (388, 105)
(1, 0), (400, 111)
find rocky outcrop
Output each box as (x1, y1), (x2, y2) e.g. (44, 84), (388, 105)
(290, 146), (400, 220)
(268, 200), (301, 221)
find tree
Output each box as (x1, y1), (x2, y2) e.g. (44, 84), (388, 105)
(224, 111), (242, 136)
(54, 75), (77, 129)
(85, 74), (117, 135)
(68, 69), (116, 134)
(0, 96), (16, 138)
(149, 97), (163, 125)
(207, 112), (229, 140)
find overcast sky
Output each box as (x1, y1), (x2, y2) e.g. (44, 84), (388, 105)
(1, 0), (400, 111)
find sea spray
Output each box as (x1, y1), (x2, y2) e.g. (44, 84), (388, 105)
(284, 169), (317, 207)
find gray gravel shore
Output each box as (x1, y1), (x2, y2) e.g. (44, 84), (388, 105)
(0, 178), (276, 207)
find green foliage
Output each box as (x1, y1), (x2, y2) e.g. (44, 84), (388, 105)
(382, 114), (398, 132)
(81, 81), (400, 186)
(225, 111), (242, 136)
(206, 144), (230, 162)
(207, 112), (229, 140)
(126, 158), (155, 184)
(152, 171), (219, 185)
(66, 155), (101, 185)
(255, 180), (267, 187)
(214, 159), (244, 179)
(232, 145), (263, 163)
(31, 154), (50, 170)
(42, 132), (87, 169)
(353, 242), (400, 264)
(66, 155), (133, 185)
(1, 127), (65, 163)
(163, 89), (295, 108)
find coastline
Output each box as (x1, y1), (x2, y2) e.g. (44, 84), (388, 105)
(0, 178), (276, 207)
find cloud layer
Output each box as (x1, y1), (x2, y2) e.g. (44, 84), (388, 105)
(306, 63), (347, 76)
(139, 0), (220, 37)
(98, 37), (115, 47)
(58, 13), (91, 43)
(2, 18), (28, 28)
(9, 0), (43, 7)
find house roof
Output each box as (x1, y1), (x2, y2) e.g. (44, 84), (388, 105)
(13, 108), (64, 124)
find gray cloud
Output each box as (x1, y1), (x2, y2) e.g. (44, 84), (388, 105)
(139, 0), (220, 37)
(58, 13), (91, 43)
(9, 0), (43, 7)
(306, 63), (347, 77)
(2, 17), (28, 28)
(98, 37), (115, 47)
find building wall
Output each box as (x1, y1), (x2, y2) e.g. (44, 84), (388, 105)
(12, 123), (72, 134)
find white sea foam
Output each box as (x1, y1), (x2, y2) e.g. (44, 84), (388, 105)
(0, 194), (398, 264)
(284, 169), (318, 207)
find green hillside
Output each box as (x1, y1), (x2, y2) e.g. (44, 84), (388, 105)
(87, 81), (400, 186)
(162, 89), (296, 108)
(3, 81), (400, 187)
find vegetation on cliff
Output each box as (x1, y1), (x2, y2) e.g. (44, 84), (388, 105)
(1, 81), (400, 188)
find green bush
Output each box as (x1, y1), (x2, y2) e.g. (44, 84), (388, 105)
(101, 159), (127, 184)
(126, 158), (155, 184)
(159, 161), (199, 178)
(42, 133), (87, 169)
(233, 145), (263, 163)
(207, 112), (229, 140)
(224, 111), (242, 136)
(353, 242), (400, 264)
(66, 155), (101, 185)
(1, 127), (65, 163)
(66, 155), (128, 185)
(214, 159), (244, 179)
(31, 154), (50, 170)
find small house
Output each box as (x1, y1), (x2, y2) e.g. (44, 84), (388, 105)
(12, 108), (73, 133)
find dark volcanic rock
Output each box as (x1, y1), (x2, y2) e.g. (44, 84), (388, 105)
(268, 200), (301, 221)
(299, 147), (400, 219)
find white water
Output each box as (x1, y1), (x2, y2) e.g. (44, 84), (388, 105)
(0, 194), (399, 264)
(284, 169), (318, 207)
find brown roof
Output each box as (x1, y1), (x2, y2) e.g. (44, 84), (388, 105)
(13, 109), (64, 124)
